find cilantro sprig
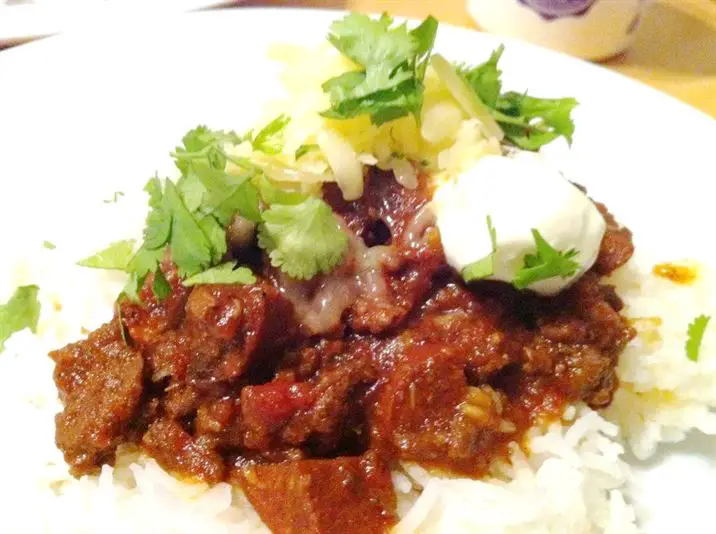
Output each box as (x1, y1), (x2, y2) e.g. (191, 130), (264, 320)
(686, 314), (711, 362)
(183, 262), (257, 287)
(78, 240), (136, 270)
(0, 285), (41, 352)
(82, 119), (350, 301)
(456, 45), (578, 150)
(322, 13), (438, 125)
(462, 215), (497, 282)
(513, 229), (580, 290)
(258, 197), (348, 280)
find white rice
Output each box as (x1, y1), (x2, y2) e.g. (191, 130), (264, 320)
(604, 262), (716, 459)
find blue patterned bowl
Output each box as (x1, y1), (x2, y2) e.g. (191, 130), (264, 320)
(467, 0), (651, 60)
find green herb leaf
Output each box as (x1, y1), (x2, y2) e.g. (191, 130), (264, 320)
(191, 161), (261, 224)
(411, 15), (439, 78)
(176, 172), (206, 213)
(686, 314), (711, 362)
(495, 92), (578, 150)
(251, 115), (290, 155)
(456, 47), (578, 150)
(462, 257), (493, 283)
(322, 14), (438, 125)
(42, 241), (56, 250)
(456, 45), (504, 108)
(462, 215), (497, 282)
(78, 239), (136, 270)
(128, 246), (165, 280)
(513, 229), (580, 290)
(258, 197), (348, 280)
(103, 191), (125, 204)
(183, 261), (256, 287)
(173, 125), (244, 174)
(163, 180), (215, 278)
(152, 268), (172, 301)
(115, 300), (129, 344)
(295, 143), (320, 161)
(0, 285), (41, 352)
(255, 175), (308, 206)
(120, 273), (145, 304)
(197, 214), (228, 264)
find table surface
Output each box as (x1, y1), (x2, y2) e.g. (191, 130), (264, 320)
(293, 0), (716, 118)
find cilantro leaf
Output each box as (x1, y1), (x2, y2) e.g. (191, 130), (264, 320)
(173, 125), (244, 174)
(163, 180), (215, 277)
(120, 273), (146, 304)
(176, 172), (205, 213)
(411, 15), (439, 78)
(128, 246), (165, 280)
(152, 269), (172, 301)
(191, 161), (261, 224)
(295, 144), (320, 161)
(255, 175), (308, 206)
(456, 45), (503, 108)
(258, 197), (348, 280)
(42, 241), (56, 250)
(455, 47), (578, 150)
(78, 239), (136, 270)
(250, 115), (290, 155)
(103, 191), (125, 204)
(686, 314), (711, 362)
(495, 93), (578, 150)
(462, 215), (497, 282)
(328, 13), (415, 70)
(0, 285), (41, 352)
(322, 14), (438, 125)
(513, 229), (580, 290)
(183, 261), (256, 287)
(197, 214), (228, 264)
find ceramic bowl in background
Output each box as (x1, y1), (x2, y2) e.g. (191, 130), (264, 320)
(466, 0), (652, 60)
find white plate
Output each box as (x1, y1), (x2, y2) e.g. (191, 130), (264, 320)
(0, 0), (238, 46)
(0, 8), (714, 533)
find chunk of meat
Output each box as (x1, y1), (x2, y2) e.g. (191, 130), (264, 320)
(409, 282), (526, 378)
(520, 273), (634, 407)
(324, 168), (445, 334)
(50, 321), (144, 476)
(120, 263), (190, 349)
(235, 454), (396, 534)
(323, 166), (428, 245)
(281, 353), (376, 451)
(241, 354), (376, 452)
(241, 379), (316, 449)
(370, 344), (509, 474)
(145, 280), (296, 396)
(185, 281), (297, 362)
(594, 202), (634, 274)
(142, 418), (225, 484)
(348, 229), (444, 334)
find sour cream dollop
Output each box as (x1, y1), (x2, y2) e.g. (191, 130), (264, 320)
(433, 152), (606, 296)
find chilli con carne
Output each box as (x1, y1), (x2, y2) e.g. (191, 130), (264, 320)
(51, 167), (635, 533)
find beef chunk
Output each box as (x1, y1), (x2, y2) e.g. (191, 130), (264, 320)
(241, 379), (316, 450)
(142, 418), (225, 484)
(323, 166), (427, 245)
(241, 353), (375, 452)
(370, 344), (509, 474)
(236, 454), (396, 534)
(51, 321), (143, 476)
(594, 202), (635, 275)
(120, 264), (190, 349)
